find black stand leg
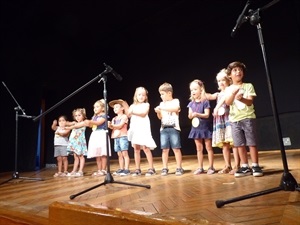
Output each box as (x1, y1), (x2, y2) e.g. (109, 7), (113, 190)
(70, 172), (150, 200)
(69, 68), (151, 200)
(216, 1), (300, 208)
(216, 172), (299, 208)
(1, 82), (43, 186)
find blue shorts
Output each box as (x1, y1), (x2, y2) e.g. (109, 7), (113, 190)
(160, 127), (181, 149)
(114, 136), (129, 152)
(231, 118), (257, 147)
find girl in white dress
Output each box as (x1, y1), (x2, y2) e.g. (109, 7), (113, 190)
(125, 87), (157, 176)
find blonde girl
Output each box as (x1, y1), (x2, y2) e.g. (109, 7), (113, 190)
(212, 69), (240, 174)
(125, 87), (157, 176)
(87, 99), (111, 176)
(66, 108), (88, 177)
(187, 80), (215, 175)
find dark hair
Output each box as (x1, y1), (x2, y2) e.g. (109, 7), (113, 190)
(226, 61), (246, 75)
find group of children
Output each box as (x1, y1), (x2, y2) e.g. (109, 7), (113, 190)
(52, 61), (263, 178)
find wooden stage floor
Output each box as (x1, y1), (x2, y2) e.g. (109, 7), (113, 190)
(0, 149), (299, 225)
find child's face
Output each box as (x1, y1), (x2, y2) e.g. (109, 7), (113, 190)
(136, 89), (147, 103)
(113, 103), (123, 114)
(58, 117), (66, 127)
(93, 102), (103, 114)
(217, 77), (229, 90)
(189, 82), (201, 99)
(230, 67), (244, 84)
(74, 112), (84, 122)
(159, 90), (172, 102)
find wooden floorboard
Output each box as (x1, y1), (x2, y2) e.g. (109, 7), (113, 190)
(0, 149), (299, 225)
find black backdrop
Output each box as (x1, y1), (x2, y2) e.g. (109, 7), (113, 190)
(1, 0), (299, 172)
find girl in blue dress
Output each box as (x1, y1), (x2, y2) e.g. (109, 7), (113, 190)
(187, 79), (215, 175)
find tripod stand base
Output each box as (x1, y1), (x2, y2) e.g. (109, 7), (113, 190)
(215, 172), (300, 208)
(70, 173), (151, 200)
(0, 172), (44, 186)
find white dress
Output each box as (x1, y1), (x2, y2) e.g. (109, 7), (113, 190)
(128, 114), (157, 150)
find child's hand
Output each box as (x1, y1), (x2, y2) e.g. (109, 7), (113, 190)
(154, 106), (161, 113)
(52, 120), (57, 126)
(192, 112), (197, 118)
(213, 108), (218, 117)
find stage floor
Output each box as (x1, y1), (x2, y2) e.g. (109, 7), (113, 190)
(0, 149), (299, 225)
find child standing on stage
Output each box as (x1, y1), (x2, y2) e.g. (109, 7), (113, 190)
(125, 86), (157, 176)
(212, 69), (240, 174)
(188, 79), (215, 175)
(66, 108), (88, 177)
(51, 115), (70, 177)
(154, 82), (184, 176)
(108, 99), (130, 176)
(67, 100), (111, 176)
(224, 61), (263, 177)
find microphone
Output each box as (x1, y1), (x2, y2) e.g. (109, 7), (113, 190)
(103, 63), (123, 81)
(19, 114), (35, 119)
(231, 0), (251, 37)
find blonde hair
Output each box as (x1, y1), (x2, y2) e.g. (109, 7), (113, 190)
(189, 79), (207, 101)
(72, 108), (87, 120)
(158, 82), (173, 93)
(216, 68), (232, 90)
(93, 99), (106, 116)
(133, 86), (148, 104)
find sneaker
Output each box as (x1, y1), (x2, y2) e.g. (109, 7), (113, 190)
(161, 168), (169, 176)
(131, 169), (142, 176)
(234, 167), (251, 177)
(252, 166), (263, 177)
(175, 168), (184, 176)
(119, 169), (130, 176)
(101, 170), (107, 175)
(193, 168), (204, 175)
(113, 168), (123, 175)
(207, 167), (216, 175)
(145, 168), (156, 176)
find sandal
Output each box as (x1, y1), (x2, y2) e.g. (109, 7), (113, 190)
(67, 171), (77, 177)
(53, 172), (62, 177)
(218, 166), (232, 174)
(229, 166), (240, 175)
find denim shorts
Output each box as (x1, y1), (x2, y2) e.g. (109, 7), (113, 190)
(114, 136), (129, 152)
(160, 127), (181, 149)
(231, 118), (257, 147)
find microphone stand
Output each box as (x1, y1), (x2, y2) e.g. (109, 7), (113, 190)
(32, 65), (150, 199)
(215, 0), (300, 208)
(70, 72), (150, 200)
(0, 82), (43, 186)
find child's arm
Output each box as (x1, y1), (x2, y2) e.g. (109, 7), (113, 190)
(225, 86), (239, 105)
(51, 120), (58, 131)
(205, 92), (218, 101)
(188, 102), (210, 119)
(159, 99), (181, 113)
(131, 103), (149, 117)
(86, 117), (106, 127)
(213, 96), (225, 116)
(65, 121), (86, 130)
(154, 105), (162, 120)
(110, 115), (128, 130)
